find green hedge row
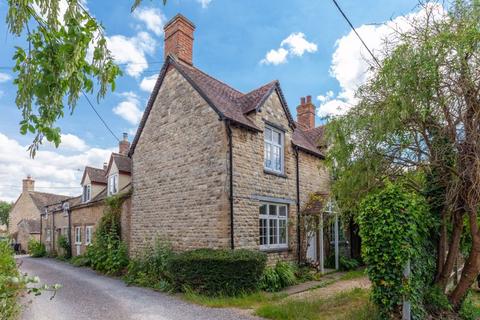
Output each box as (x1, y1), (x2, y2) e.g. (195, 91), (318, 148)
(167, 248), (267, 296)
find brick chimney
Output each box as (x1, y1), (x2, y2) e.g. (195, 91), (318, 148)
(119, 133), (130, 156)
(22, 175), (35, 193)
(296, 95), (316, 130)
(164, 14), (195, 65)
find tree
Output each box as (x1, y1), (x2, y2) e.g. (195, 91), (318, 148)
(0, 201), (12, 227)
(327, 0), (480, 309)
(5, 0), (169, 157)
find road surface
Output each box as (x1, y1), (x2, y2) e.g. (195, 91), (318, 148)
(18, 256), (260, 320)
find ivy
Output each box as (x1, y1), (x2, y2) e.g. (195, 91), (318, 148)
(357, 181), (435, 319)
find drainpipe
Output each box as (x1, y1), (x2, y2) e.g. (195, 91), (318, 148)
(226, 120), (235, 250)
(294, 147), (301, 263)
(52, 207), (55, 254)
(39, 213), (43, 243)
(68, 207), (72, 257)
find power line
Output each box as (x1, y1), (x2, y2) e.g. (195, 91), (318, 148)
(331, 0), (381, 67)
(81, 90), (120, 142)
(0, 185), (81, 189)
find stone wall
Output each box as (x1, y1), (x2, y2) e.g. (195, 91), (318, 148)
(8, 193), (39, 238)
(70, 202), (105, 256)
(131, 67), (230, 255)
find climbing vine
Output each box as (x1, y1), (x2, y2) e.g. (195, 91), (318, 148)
(357, 181), (435, 319)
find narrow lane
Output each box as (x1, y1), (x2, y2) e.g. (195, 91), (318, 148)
(18, 257), (260, 320)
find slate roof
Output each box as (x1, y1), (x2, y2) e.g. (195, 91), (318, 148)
(107, 153), (132, 175)
(129, 56), (323, 158)
(29, 192), (70, 212)
(81, 166), (107, 185)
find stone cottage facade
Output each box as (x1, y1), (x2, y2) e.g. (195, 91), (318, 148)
(41, 136), (132, 257)
(129, 14), (329, 263)
(9, 176), (69, 252)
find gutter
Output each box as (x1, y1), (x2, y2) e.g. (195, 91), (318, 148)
(294, 147), (301, 263)
(226, 120), (235, 250)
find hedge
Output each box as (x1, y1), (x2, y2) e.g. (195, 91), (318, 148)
(167, 248), (267, 296)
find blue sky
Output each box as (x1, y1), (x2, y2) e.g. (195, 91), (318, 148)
(0, 0), (424, 201)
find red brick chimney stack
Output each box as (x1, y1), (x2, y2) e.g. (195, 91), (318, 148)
(296, 95), (316, 130)
(22, 175), (35, 193)
(163, 14), (196, 65)
(119, 133), (130, 156)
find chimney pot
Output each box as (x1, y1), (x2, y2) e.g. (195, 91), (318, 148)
(119, 133), (130, 155)
(306, 95), (312, 103)
(103, 162), (108, 171)
(22, 176), (35, 193)
(300, 97), (306, 105)
(164, 14), (196, 65)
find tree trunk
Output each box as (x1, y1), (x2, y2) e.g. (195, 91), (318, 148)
(436, 211), (448, 279)
(435, 213), (463, 290)
(449, 231), (480, 308)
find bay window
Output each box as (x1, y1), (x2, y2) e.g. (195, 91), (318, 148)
(259, 203), (288, 250)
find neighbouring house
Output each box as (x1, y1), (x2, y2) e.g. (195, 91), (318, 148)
(41, 135), (132, 257)
(128, 14), (335, 264)
(9, 176), (69, 253)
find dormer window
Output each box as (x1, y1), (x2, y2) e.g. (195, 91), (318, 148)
(108, 174), (118, 195)
(264, 125), (284, 174)
(82, 184), (91, 202)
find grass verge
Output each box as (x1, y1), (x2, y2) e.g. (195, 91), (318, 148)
(183, 290), (287, 309)
(255, 288), (377, 320)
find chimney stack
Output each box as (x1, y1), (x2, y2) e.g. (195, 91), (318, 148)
(163, 14), (196, 65)
(103, 162), (108, 171)
(119, 133), (130, 156)
(296, 95), (316, 130)
(22, 175), (35, 193)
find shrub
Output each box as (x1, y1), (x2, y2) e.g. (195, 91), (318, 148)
(86, 196), (129, 275)
(58, 235), (71, 259)
(0, 240), (21, 319)
(70, 254), (90, 267)
(28, 238), (46, 258)
(357, 182), (435, 319)
(168, 248), (266, 296)
(424, 285), (452, 315)
(259, 261), (298, 292)
(124, 239), (174, 292)
(326, 255), (360, 271)
(459, 291), (480, 320)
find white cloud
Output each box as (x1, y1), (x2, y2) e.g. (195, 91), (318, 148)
(317, 2), (445, 117)
(133, 7), (167, 36)
(0, 73), (12, 83)
(113, 92), (143, 125)
(261, 32), (317, 65)
(140, 75), (157, 92)
(317, 90), (334, 103)
(197, 0), (212, 8)
(59, 134), (88, 151)
(280, 33), (318, 56)
(0, 133), (114, 202)
(261, 48), (289, 65)
(107, 32), (156, 77)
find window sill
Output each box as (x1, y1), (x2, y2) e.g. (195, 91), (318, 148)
(264, 169), (287, 178)
(260, 247), (289, 253)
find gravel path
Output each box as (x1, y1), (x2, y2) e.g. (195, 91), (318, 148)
(18, 256), (261, 320)
(290, 276), (371, 300)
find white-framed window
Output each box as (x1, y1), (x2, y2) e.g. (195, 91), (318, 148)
(85, 226), (93, 245)
(259, 203), (288, 250)
(108, 174), (118, 195)
(82, 184), (91, 202)
(46, 229), (51, 242)
(75, 226), (82, 244)
(264, 125), (284, 173)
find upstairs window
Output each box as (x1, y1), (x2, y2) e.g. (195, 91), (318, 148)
(264, 126), (284, 173)
(259, 203), (288, 250)
(108, 174), (118, 195)
(75, 226), (82, 244)
(82, 185), (91, 203)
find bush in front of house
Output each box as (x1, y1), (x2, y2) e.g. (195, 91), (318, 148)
(27, 238), (46, 258)
(70, 254), (91, 267)
(259, 261), (298, 292)
(325, 255), (360, 271)
(58, 235), (71, 259)
(0, 240), (21, 319)
(86, 196), (129, 275)
(124, 238), (174, 292)
(168, 248), (267, 296)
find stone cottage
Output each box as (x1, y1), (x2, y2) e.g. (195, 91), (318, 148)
(129, 14), (330, 263)
(9, 176), (69, 252)
(41, 135), (132, 256)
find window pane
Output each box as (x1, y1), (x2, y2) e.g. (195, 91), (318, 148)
(264, 143), (272, 169)
(260, 204), (267, 216)
(265, 128), (272, 142)
(272, 131), (280, 145)
(269, 219), (278, 244)
(279, 219), (287, 244)
(274, 146), (281, 171)
(259, 218), (267, 245)
(279, 206), (287, 216)
(269, 205), (277, 215)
